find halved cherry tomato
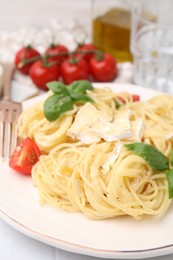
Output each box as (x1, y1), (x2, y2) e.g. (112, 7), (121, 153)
(119, 95), (140, 103)
(14, 46), (40, 75)
(45, 44), (69, 63)
(116, 94), (140, 107)
(89, 53), (117, 82)
(61, 58), (89, 84)
(132, 94), (140, 102)
(9, 137), (41, 175)
(29, 60), (60, 91)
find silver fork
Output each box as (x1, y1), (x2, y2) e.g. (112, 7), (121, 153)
(0, 63), (22, 158)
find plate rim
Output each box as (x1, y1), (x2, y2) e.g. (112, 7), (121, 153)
(1, 206), (173, 259)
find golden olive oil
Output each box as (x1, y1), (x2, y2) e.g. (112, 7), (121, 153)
(92, 8), (132, 62)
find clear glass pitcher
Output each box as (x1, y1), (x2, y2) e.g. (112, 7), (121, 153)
(130, 0), (173, 92)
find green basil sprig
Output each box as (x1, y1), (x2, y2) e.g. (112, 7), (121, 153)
(124, 142), (169, 172)
(167, 169), (173, 198)
(124, 142), (173, 198)
(44, 80), (94, 122)
(169, 151), (173, 167)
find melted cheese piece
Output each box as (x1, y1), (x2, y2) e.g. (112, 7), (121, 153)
(67, 103), (111, 144)
(129, 118), (144, 142)
(67, 103), (134, 144)
(90, 118), (133, 142)
(165, 132), (173, 140)
(101, 142), (123, 174)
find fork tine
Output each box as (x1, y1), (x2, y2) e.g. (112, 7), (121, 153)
(10, 110), (20, 156)
(0, 104), (21, 158)
(12, 120), (18, 152)
(6, 117), (12, 157)
(0, 107), (6, 158)
(0, 118), (5, 158)
(6, 109), (21, 157)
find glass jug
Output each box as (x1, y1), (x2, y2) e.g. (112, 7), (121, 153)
(92, 0), (132, 62)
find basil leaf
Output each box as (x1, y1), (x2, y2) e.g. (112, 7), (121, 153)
(44, 94), (73, 122)
(68, 80), (93, 94)
(170, 151), (173, 167)
(167, 169), (173, 198)
(70, 92), (94, 103)
(43, 80), (95, 122)
(46, 81), (68, 95)
(115, 99), (123, 109)
(124, 142), (169, 172)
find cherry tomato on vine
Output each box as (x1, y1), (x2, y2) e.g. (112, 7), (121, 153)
(45, 44), (69, 63)
(75, 43), (97, 61)
(14, 46), (40, 75)
(61, 58), (89, 84)
(89, 53), (117, 82)
(29, 60), (60, 91)
(9, 137), (41, 175)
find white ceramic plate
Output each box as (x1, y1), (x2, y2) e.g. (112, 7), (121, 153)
(0, 83), (173, 260)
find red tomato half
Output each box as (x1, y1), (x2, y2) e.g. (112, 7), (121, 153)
(15, 46), (40, 75)
(132, 94), (140, 102)
(117, 94), (140, 103)
(89, 53), (117, 82)
(29, 60), (60, 90)
(9, 137), (41, 175)
(45, 44), (69, 63)
(61, 58), (89, 84)
(75, 43), (97, 61)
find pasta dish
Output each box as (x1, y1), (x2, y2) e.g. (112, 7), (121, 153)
(17, 83), (173, 219)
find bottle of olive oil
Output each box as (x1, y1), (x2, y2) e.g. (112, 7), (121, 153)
(92, 5), (132, 62)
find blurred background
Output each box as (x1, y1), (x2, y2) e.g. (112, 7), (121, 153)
(1, 0), (172, 93)
(0, 0), (134, 100)
(0, 0), (93, 56)
(0, 0), (92, 31)
(0, 0), (132, 62)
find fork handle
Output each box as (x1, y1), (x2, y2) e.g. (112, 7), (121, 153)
(2, 63), (14, 101)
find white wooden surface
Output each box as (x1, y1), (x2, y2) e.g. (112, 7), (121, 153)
(0, 1), (173, 259)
